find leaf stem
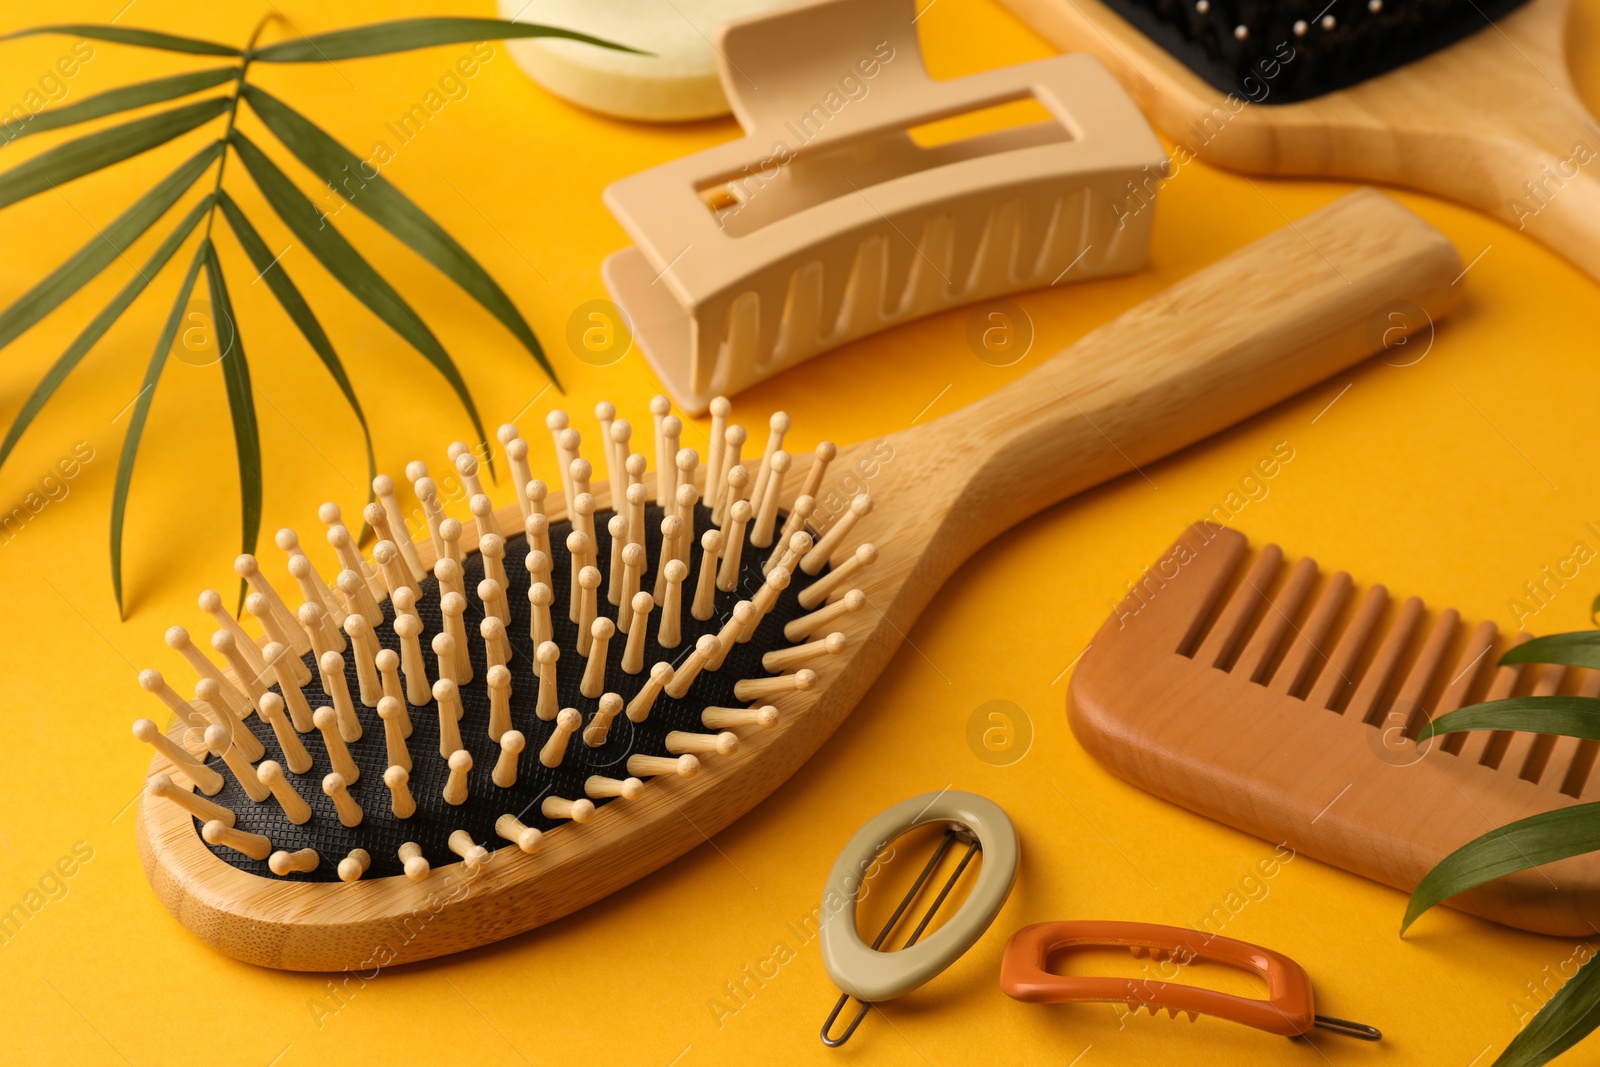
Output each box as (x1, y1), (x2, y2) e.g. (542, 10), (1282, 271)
(203, 14), (275, 237)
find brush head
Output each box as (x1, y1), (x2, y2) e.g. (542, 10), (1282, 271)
(1100, 0), (1530, 102)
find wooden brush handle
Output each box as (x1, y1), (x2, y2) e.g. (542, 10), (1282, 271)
(885, 189), (1463, 566)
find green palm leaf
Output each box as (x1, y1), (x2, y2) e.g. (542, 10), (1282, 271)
(201, 239), (261, 612)
(241, 84), (557, 387)
(0, 25), (240, 55)
(0, 67), (239, 146)
(0, 140), (220, 354)
(112, 239), (208, 616)
(250, 17), (641, 63)
(216, 190), (375, 498)
(1419, 697), (1600, 743)
(1495, 954), (1600, 1067)
(0, 194), (211, 472)
(1401, 803), (1600, 935)
(1503, 632), (1600, 671)
(228, 128), (494, 474)
(0, 97), (229, 211)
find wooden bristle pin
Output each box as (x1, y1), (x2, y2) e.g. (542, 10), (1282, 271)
(667, 730), (739, 757)
(536, 641), (561, 721)
(478, 664), (510, 742)
(595, 401), (621, 491)
(346, 615), (383, 712)
(582, 618), (615, 698)
(752, 449), (789, 548)
(133, 718), (224, 794)
(567, 530), (591, 621)
(607, 514), (628, 606)
(374, 473), (426, 580)
(198, 588), (266, 676)
(735, 668), (816, 702)
(245, 594), (313, 686)
(622, 593), (654, 674)
(338, 848), (372, 883)
(771, 530), (815, 580)
(433, 631), (460, 689)
(323, 506), (383, 600)
(628, 662), (674, 722)
(277, 528), (342, 619)
(584, 692), (624, 747)
(415, 477), (447, 560)
(799, 544), (878, 610)
(676, 459), (700, 555)
(577, 567), (601, 653)
(148, 772), (234, 826)
(749, 411), (790, 513)
(440, 592), (471, 683)
(444, 749), (472, 806)
(542, 708), (582, 768)
(618, 543), (645, 634)
(264, 641), (314, 732)
(704, 397), (730, 499)
(658, 559), (688, 648)
(612, 418), (635, 492)
(385, 766), (417, 819)
(297, 601), (338, 663)
(206, 724), (269, 802)
(268, 847), (320, 877)
(378, 696), (412, 773)
(553, 419), (580, 502)
(137, 668), (206, 731)
(313, 651), (358, 742)
(803, 494), (873, 575)
(196, 678), (265, 758)
(704, 705), (780, 730)
(496, 813), (544, 853)
(506, 437), (535, 523)
(479, 577), (510, 631)
(257, 692), (313, 774)
(204, 819), (271, 861)
(373, 540), (413, 603)
(740, 566), (791, 643)
(440, 518), (463, 566)
(799, 441), (837, 501)
(434, 679), (464, 758)
(626, 478), (648, 548)
(257, 760), (313, 824)
(573, 484), (596, 546)
(649, 395), (670, 492)
(323, 772), (363, 827)
(764, 631), (847, 673)
(787, 589), (867, 641)
(211, 630), (267, 714)
(715, 425), (747, 524)
(470, 493), (502, 541)
(435, 555), (466, 604)
(313, 706), (361, 783)
(586, 774), (645, 800)
(456, 450), (485, 501)
(235, 553), (309, 653)
(717, 498), (753, 592)
(664, 634), (720, 699)
(448, 829), (489, 869)
(709, 601), (756, 672)
(398, 840), (429, 880)
(165, 626), (251, 720)
(542, 795), (595, 824)
(493, 730), (525, 788)
(376, 647), (405, 710)
(529, 581), (554, 647)
(693, 529), (722, 621)
(391, 586), (420, 625)
(482, 616), (511, 672)
(660, 415), (682, 505)
(526, 479), (549, 526)
(526, 544), (552, 589)
(628, 752), (699, 779)
(393, 614), (431, 707)
(766, 502), (815, 573)
(336, 569), (382, 632)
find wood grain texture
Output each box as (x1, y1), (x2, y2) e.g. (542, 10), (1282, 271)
(997, 0), (1600, 281)
(136, 190), (1464, 970)
(1070, 523), (1600, 936)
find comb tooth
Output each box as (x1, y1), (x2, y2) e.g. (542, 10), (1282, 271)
(1271, 570), (1351, 695)
(1343, 596), (1424, 721)
(1194, 544), (1283, 669)
(1433, 619), (1499, 745)
(1385, 608), (1459, 733)
(1563, 671), (1600, 797)
(1500, 663), (1565, 779)
(1233, 556), (1317, 684)
(1307, 584), (1390, 710)
(1456, 634), (1532, 764)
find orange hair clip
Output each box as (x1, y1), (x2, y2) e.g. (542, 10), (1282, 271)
(1000, 920), (1379, 1042)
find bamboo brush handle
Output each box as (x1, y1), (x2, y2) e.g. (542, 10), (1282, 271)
(890, 189), (1463, 559)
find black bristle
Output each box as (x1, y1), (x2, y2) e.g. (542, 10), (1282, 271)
(1100, 0), (1532, 103)
(193, 502), (824, 882)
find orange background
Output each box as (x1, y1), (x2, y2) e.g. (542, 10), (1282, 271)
(2, 0), (1599, 1063)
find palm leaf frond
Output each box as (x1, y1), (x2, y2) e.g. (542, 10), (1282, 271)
(1418, 696), (1600, 744)
(201, 239), (261, 613)
(0, 67), (239, 146)
(242, 84), (557, 387)
(1502, 632), (1600, 671)
(250, 17), (643, 63)
(0, 25), (241, 55)
(1495, 954), (1600, 1067)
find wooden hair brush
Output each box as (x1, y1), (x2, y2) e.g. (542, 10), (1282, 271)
(133, 189), (1461, 970)
(1071, 523), (1600, 936)
(996, 0), (1600, 283)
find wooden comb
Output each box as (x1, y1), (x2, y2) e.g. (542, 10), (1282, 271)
(134, 189), (1460, 969)
(997, 0), (1600, 283)
(601, 0), (1166, 413)
(1070, 522), (1600, 937)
